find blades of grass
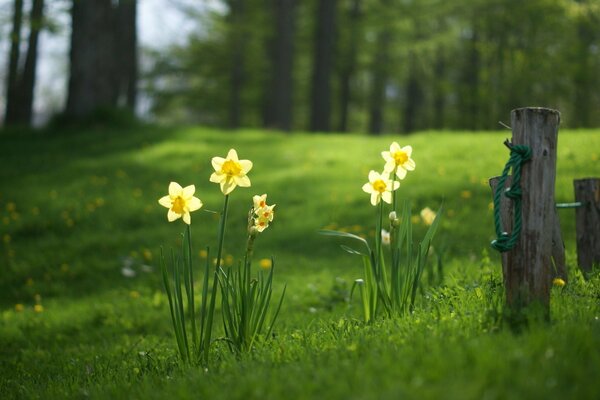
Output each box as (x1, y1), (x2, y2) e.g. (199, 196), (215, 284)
(173, 250), (190, 362)
(161, 249), (186, 362)
(183, 225), (198, 352)
(198, 246), (210, 354)
(319, 230), (372, 254)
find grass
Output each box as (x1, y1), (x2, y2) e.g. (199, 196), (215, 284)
(0, 126), (599, 399)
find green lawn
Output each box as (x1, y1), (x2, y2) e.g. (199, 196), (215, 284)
(1, 126), (599, 399)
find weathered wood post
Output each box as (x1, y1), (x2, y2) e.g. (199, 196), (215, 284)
(574, 178), (600, 275)
(490, 107), (560, 319)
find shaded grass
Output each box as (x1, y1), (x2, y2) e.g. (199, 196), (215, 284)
(0, 126), (599, 399)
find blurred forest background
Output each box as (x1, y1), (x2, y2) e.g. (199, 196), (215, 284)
(1, 0), (599, 133)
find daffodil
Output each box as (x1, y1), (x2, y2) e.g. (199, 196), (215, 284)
(253, 194), (267, 209)
(362, 171), (399, 206)
(420, 207), (437, 226)
(210, 149), (253, 195)
(158, 182), (203, 225)
(382, 142), (416, 179)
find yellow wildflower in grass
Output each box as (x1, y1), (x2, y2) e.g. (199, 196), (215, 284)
(15, 304), (24, 312)
(362, 171), (399, 206)
(420, 207), (437, 226)
(158, 182), (203, 225)
(259, 258), (272, 270)
(382, 142), (416, 179)
(33, 304), (44, 313)
(553, 278), (566, 287)
(210, 149), (253, 195)
(199, 249), (208, 259)
(460, 190), (472, 199)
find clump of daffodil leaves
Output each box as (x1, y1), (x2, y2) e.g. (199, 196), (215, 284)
(158, 149), (285, 365)
(321, 142), (442, 323)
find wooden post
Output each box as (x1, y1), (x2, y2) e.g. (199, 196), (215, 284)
(490, 174), (566, 287)
(574, 178), (600, 275)
(496, 108), (560, 317)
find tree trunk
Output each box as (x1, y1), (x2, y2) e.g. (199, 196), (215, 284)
(18, 0), (45, 125)
(432, 47), (445, 129)
(117, 0), (138, 111)
(228, 0), (245, 129)
(4, 0), (24, 126)
(337, 0), (361, 132)
(402, 54), (424, 133)
(66, 0), (119, 119)
(265, 0), (296, 132)
(309, 0), (337, 132)
(368, 29), (390, 135)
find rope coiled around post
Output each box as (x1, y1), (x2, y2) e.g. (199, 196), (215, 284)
(491, 142), (531, 252)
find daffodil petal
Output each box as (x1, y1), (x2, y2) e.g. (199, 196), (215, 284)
(402, 145), (413, 156)
(183, 212), (191, 225)
(405, 159), (416, 170)
(239, 159), (253, 173)
(370, 193), (380, 206)
(221, 179), (236, 195)
(235, 175), (251, 187)
(182, 185), (195, 198)
(390, 142), (401, 153)
(382, 191), (392, 204)
(210, 172), (222, 183)
(383, 161), (396, 173)
(212, 157), (225, 171)
(362, 183), (372, 193)
(169, 182), (183, 197)
(158, 195), (172, 208)
(368, 170), (378, 182)
(391, 181), (400, 190)
(188, 197), (202, 211)
(396, 167), (407, 180)
(381, 151), (392, 162)
(167, 209), (180, 222)
(226, 149), (239, 161)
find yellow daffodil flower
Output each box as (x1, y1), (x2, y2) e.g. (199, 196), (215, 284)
(259, 258), (272, 270)
(253, 194), (268, 209)
(210, 149), (253, 195)
(382, 142), (416, 179)
(420, 207), (437, 226)
(362, 171), (399, 206)
(158, 182), (203, 225)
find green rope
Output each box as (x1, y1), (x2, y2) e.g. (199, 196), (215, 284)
(491, 142), (532, 253)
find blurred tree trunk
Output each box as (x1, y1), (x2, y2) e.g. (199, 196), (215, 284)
(368, 28), (391, 135)
(310, 0), (337, 132)
(265, 0), (296, 132)
(18, 0), (45, 125)
(402, 54), (424, 133)
(66, 0), (119, 119)
(117, 0), (138, 111)
(4, 0), (24, 126)
(228, 0), (245, 129)
(458, 21), (480, 130)
(432, 47), (446, 130)
(337, 0), (361, 132)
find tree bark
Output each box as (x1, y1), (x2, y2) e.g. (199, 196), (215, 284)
(18, 0), (45, 125)
(227, 0), (245, 129)
(368, 29), (390, 135)
(66, 0), (119, 119)
(337, 0), (361, 132)
(309, 0), (337, 132)
(117, 0), (138, 111)
(4, 0), (24, 126)
(265, 0), (296, 132)
(402, 54), (424, 133)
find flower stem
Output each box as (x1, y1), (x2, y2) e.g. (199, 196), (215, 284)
(203, 194), (230, 365)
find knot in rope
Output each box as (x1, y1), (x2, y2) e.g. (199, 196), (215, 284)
(491, 142), (531, 252)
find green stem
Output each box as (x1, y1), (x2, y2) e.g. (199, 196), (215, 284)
(185, 224), (198, 352)
(203, 194), (230, 365)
